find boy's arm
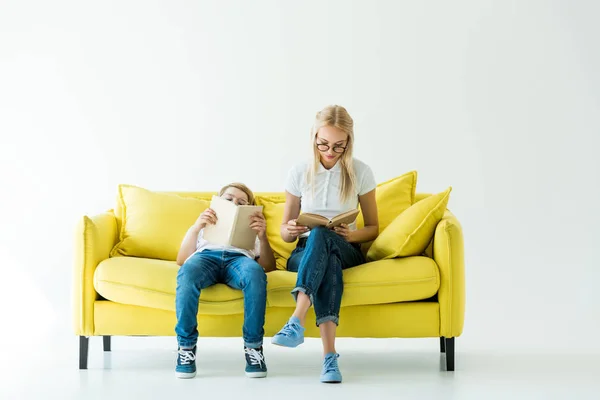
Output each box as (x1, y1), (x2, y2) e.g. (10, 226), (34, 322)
(257, 235), (276, 272)
(177, 227), (200, 266)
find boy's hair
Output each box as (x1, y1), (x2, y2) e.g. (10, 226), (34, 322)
(218, 182), (256, 205)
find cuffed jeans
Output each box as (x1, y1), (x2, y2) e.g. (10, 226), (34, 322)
(286, 226), (365, 326)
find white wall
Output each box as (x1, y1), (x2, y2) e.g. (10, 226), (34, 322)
(1, 0), (599, 352)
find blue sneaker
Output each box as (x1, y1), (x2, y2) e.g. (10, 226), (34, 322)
(320, 353), (342, 383)
(244, 346), (267, 378)
(271, 317), (305, 348)
(175, 346), (197, 379)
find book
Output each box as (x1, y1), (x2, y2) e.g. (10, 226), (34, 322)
(296, 208), (360, 230)
(202, 195), (264, 250)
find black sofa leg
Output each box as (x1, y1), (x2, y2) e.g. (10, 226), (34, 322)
(445, 337), (455, 371)
(440, 337), (446, 353)
(103, 336), (111, 352)
(79, 336), (89, 369)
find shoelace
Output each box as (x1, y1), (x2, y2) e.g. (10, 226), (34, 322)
(245, 348), (265, 367)
(178, 348), (196, 365)
(323, 354), (339, 373)
(277, 321), (300, 337)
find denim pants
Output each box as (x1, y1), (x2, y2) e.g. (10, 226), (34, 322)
(175, 250), (267, 349)
(286, 226), (365, 326)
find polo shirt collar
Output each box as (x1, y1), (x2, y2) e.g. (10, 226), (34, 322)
(318, 160), (342, 173)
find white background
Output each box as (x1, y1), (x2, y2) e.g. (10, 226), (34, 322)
(1, 0), (599, 354)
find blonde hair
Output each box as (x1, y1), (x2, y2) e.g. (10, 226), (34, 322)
(219, 182), (256, 205)
(307, 105), (357, 203)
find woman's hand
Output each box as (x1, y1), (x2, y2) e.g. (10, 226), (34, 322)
(333, 223), (352, 241)
(285, 219), (309, 239)
(193, 208), (217, 231)
(250, 212), (268, 239)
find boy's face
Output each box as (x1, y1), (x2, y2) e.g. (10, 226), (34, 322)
(221, 187), (250, 206)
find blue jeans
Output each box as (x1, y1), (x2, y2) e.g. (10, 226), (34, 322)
(286, 226), (365, 326)
(175, 250), (267, 349)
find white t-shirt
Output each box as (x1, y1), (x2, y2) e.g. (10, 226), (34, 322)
(284, 158), (376, 235)
(192, 229), (261, 260)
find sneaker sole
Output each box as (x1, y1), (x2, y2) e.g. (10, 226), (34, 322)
(271, 337), (304, 348)
(245, 371), (268, 378)
(176, 371), (197, 379)
(321, 380), (342, 384)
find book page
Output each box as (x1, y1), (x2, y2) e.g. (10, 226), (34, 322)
(328, 208), (360, 228)
(202, 195), (238, 246)
(296, 213), (330, 229)
(230, 204), (263, 250)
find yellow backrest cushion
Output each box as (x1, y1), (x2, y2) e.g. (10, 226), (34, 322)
(367, 187), (451, 261)
(356, 171), (417, 233)
(255, 197), (296, 270)
(111, 185), (209, 261)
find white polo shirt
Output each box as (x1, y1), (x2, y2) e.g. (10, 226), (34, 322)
(284, 158), (376, 235)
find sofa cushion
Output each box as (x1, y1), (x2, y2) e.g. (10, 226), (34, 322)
(255, 198), (296, 270)
(355, 170), (417, 233)
(94, 257), (246, 315)
(267, 257), (440, 308)
(367, 187), (451, 261)
(94, 256), (439, 315)
(111, 185), (209, 261)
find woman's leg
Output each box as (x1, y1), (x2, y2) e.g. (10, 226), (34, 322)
(286, 246), (311, 325)
(320, 321), (337, 355)
(308, 228), (365, 383)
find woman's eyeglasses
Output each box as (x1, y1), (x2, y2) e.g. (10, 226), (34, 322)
(316, 142), (347, 154)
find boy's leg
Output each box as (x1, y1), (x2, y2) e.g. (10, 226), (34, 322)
(175, 251), (221, 348)
(223, 254), (267, 348)
(223, 253), (268, 378)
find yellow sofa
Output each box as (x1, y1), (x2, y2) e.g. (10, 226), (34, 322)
(73, 191), (465, 371)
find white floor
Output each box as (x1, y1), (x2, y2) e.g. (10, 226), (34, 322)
(1, 336), (599, 400)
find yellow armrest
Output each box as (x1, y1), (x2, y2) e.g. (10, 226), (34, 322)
(433, 210), (465, 338)
(73, 211), (117, 336)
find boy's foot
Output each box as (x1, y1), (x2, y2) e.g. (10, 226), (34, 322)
(244, 346), (268, 378)
(320, 353), (342, 383)
(175, 346), (197, 379)
(271, 316), (305, 348)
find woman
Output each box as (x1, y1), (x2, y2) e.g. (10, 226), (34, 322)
(271, 105), (379, 383)
(175, 183), (276, 379)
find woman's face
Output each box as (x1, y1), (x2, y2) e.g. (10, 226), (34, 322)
(315, 125), (348, 167)
(221, 187), (250, 206)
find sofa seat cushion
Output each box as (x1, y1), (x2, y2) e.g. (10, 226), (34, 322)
(268, 256), (439, 307)
(94, 256), (439, 315)
(94, 257), (245, 315)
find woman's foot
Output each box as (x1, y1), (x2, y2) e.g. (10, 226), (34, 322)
(320, 352), (342, 383)
(271, 316), (305, 347)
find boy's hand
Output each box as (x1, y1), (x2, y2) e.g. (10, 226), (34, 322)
(250, 212), (268, 239)
(193, 208), (217, 231)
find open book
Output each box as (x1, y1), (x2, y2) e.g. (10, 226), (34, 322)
(202, 195), (263, 250)
(296, 208), (360, 230)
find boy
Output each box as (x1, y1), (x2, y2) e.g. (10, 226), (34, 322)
(175, 183), (275, 378)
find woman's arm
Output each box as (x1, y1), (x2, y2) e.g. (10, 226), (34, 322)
(334, 189), (379, 243)
(280, 191), (309, 243)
